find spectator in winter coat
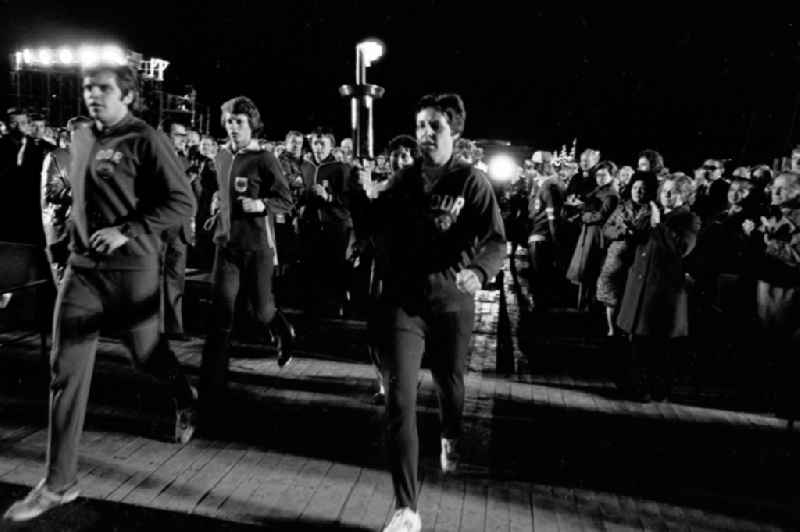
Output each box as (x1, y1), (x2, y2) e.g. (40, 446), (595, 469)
(617, 173), (701, 401)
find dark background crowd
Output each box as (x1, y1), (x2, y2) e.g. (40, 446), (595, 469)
(2, 96), (800, 413)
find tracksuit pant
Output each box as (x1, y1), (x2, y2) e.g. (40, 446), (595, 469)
(301, 221), (352, 314)
(46, 256), (194, 491)
(200, 246), (275, 410)
(379, 277), (475, 511)
(162, 231), (187, 335)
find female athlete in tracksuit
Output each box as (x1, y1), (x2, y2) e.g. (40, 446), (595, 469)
(369, 93), (506, 532)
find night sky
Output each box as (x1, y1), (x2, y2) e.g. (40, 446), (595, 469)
(2, 1), (800, 171)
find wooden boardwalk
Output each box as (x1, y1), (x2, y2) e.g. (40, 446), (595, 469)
(0, 258), (797, 530)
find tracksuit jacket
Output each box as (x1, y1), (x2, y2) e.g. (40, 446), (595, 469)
(66, 113), (195, 269)
(210, 140), (292, 251)
(372, 157), (507, 305)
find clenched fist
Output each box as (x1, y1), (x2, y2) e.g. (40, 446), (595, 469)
(456, 268), (481, 295)
(90, 227), (129, 255)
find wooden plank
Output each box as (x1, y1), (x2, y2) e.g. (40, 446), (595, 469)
(153, 441), (246, 513)
(507, 481), (533, 532)
(433, 474), (465, 532)
(596, 492), (641, 532)
(266, 457), (332, 520)
(530, 384), (549, 406)
(77, 431), (148, 499)
(147, 439), (221, 510)
(120, 439), (217, 506)
(360, 466), (396, 531)
(299, 462), (361, 523)
(1, 462), (44, 487)
(616, 495), (646, 531)
(191, 446), (266, 517)
(213, 450), (286, 521)
(531, 485), (560, 532)
(458, 479), (487, 532)
(0, 423), (39, 443)
(633, 496), (667, 531)
(570, 488), (608, 532)
(484, 479), (511, 532)
(0, 446), (31, 477)
(416, 469), (444, 529)
(0, 428), (48, 485)
(551, 487), (585, 532)
(338, 468), (384, 527)
(234, 451), (308, 521)
(509, 382), (529, 408)
(105, 438), (184, 502)
(110, 436), (148, 461)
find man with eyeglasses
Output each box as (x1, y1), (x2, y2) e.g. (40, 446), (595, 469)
(695, 158), (729, 222)
(159, 118), (195, 341)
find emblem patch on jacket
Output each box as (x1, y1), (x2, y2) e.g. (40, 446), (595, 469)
(94, 149), (124, 180)
(234, 176), (249, 194)
(430, 194), (465, 233)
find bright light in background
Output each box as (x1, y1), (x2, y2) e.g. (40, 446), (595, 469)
(78, 46), (100, 68)
(38, 48), (53, 66)
(15, 45), (127, 68)
(14, 43), (132, 72)
(101, 45), (126, 66)
(488, 154), (518, 182)
(57, 47), (74, 65)
(357, 39), (384, 67)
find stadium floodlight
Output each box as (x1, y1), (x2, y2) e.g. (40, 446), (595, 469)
(342, 38), (386, 159)
(14, 43), (131, 71)
(38, 48), (53, 66)
(101, 45), (126, 66)
(57, 47), (75, 65)
(78, 46), (100, 68)
(487, 154), (518, 182)
(356, 39), (384, 68)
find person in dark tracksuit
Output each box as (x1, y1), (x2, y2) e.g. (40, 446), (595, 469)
(356, 135), (420, 405)
(4, 64), (198, 523)
(297, 128), (358, 317)
(364, 94), (506, 532)
(276, 130), (314, 280)
(200, 96), (294, 429)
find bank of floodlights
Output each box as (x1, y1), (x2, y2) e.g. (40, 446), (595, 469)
(13, 44), (129, 70)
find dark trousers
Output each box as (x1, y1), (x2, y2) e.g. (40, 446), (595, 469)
(301, 221), (352, 313)
(528, 239), (558, 310)
(200, 246), (275, 408)
(46, 261), (194, 491)
(162, 233), (187, 335)
(756, 281), (800, 415)
(629, 335), (676, 399)
(379, 284), (475, 511)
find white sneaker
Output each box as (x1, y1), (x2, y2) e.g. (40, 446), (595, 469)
(440, 437), (459, 473)
(383, 507), (421, 532)
(3, 479), (80, 522)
